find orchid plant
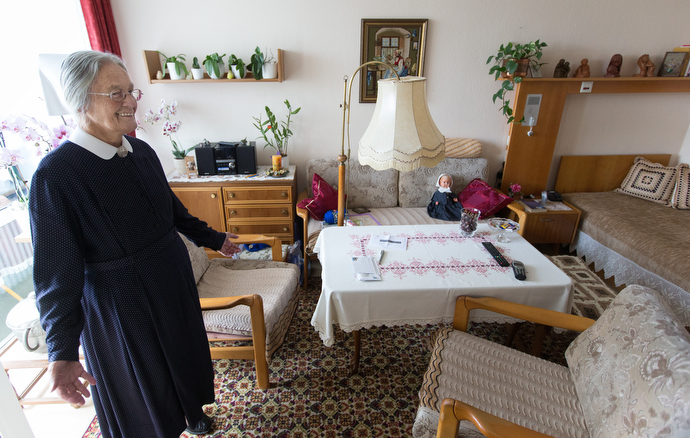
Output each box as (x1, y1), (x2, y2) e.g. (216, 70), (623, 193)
(252, 99), (301, 156)
(141, 99), (194, 158)
(0, 115), (76, 207)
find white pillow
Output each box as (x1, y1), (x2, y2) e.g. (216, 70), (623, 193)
(614, 156), (679, 206)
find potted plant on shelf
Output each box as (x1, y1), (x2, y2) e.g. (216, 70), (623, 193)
(250, 47), (277, 80)
(158, 52), (188, 80)
(203, 52), (226, 79)
(252, 99), (301, 168)
(191, 56), (205, 80)
(486, 40), (547, 123)
(228, 54), (246, 79)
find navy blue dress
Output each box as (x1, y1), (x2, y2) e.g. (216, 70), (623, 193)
(427, 190), (464, 221)
(29, 137), (225, 438)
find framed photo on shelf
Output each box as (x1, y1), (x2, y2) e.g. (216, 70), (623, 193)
(360, 18), (428, 103)
(658, 51), (689, 77)
(185, 155), (198, 178)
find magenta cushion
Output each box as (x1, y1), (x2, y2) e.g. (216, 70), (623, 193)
(458, 178), (514, 219)
(297, 173), (340, 220)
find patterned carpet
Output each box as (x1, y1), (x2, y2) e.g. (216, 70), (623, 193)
(82, 255), (616, 438)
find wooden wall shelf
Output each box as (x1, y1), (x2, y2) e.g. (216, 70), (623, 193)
(142, 49), (284, 84)
(499, 77), (690, 196)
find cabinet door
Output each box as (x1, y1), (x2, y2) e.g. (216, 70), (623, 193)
(172, 187), (225, 232)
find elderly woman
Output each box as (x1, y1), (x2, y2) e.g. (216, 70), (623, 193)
(29, 50), (240, 437)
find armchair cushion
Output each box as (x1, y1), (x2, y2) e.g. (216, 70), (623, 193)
(296, 172), (340, 220)
(457, 178), (514, 219)
(181, 233), (211, 283)
(565, 285), (690, 437)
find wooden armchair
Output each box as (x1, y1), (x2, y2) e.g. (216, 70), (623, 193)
(414, 296), (595, 438)
(181, 234), (301, 390)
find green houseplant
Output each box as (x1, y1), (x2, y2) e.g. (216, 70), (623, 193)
(486, 40), (547, 123)
(228, 54), (246, 79)
(250, 46), (275, 80)
(252, 99), (301, 157)
(203, 52), (226, 79)
(159, 52), (188, 80)
(191, 56), (205, 80)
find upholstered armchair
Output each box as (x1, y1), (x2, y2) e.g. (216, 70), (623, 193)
(181, 234), (301, 390)
(416, 285), (690, 438)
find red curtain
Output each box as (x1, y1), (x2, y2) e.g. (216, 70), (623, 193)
(80, 0), (122, 57)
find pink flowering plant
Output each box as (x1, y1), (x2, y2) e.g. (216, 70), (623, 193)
(142, 99), (193, 158)
(508, 183), (522, 197)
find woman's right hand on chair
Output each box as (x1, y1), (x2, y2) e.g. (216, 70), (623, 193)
(48, 360), (97, 405)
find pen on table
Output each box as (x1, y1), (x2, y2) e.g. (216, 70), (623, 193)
(244, 174), (258, 178)
(379, 250), (385, 264)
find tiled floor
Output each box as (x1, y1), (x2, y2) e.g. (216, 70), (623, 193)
(1, 338), (95, 438)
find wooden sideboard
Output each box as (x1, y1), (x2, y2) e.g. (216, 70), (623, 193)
(169, 166), (297, 253)
(499, 77), (690, 196)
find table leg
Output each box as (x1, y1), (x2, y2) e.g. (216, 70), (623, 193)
(530, 324), (551, 357)
(350, 330), (361, 374)
(505, 323), (519, 347)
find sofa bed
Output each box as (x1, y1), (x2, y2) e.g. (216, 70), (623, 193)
(554, 154), (690, 327)
(295, 139), (515, 284)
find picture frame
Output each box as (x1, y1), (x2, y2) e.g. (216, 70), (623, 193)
(658, 51), (689, 77)
(185, 155), (198, 178)
(360, 18), (428, 103)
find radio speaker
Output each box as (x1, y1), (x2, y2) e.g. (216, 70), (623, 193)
(236, 144), (257, 174)
(195, 146), (216, 176)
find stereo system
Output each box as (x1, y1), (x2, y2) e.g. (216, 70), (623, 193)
(194, 141), (257, 176)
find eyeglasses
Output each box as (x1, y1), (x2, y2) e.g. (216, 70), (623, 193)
(89, 89), (143, 102)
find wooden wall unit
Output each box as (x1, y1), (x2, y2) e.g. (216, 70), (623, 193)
(500, 77), (690, 196)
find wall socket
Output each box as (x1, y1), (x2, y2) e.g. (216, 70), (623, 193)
(580, 81), (594, 93)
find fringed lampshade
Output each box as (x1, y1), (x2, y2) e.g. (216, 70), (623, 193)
(358, 76), (445, 172)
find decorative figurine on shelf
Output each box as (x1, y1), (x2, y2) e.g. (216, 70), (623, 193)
(605, 54), (623, 77)
(427, 174), (464, 221)
(553, 59), (570, 78)
(573, 59), (591, 78)
(633, 54), (656, 77)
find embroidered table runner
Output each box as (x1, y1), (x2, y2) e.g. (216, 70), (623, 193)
(311, 223), (572, 346)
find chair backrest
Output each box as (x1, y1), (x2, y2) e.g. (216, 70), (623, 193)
(179, 233), (211, 284)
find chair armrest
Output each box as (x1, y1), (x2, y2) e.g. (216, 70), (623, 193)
(199, 294), (256, 311)
(437, 398), (554, 438)
(228, 234), (282, 262)
(453, 296), (595, 333)
(296, 190), (309, 222)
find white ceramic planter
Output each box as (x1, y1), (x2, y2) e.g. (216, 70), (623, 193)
(167, 62), (186, 80)
(208, 63), (226, 79)
(262, 61), (278, 79)
(230, 65), (242, 79)
(173, 158), (187, 175)
(191, 68), (205, 80)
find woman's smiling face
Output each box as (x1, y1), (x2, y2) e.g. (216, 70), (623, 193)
(82, 62), (138, 146)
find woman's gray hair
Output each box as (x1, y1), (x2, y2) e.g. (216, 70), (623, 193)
(60, 51), (127, 120)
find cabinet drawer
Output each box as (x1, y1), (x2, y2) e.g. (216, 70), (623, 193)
(223, 186), (292, 204)
(520, 213), (579, 244)
(226, 222), (293, 236)
(225, 204), (293, 221)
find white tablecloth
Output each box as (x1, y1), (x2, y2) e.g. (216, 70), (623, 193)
(311, 223), (572, 346)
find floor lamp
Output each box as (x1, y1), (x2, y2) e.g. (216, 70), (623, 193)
(337, 63), (445, 226)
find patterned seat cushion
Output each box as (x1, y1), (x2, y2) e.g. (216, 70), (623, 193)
(413, 327), (588, 438)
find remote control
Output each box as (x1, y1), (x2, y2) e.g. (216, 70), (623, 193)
(511, 260), (526, 280)
(482, 242), (510, 267)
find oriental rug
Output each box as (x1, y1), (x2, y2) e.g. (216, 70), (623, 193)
(82, 255), (615, 438)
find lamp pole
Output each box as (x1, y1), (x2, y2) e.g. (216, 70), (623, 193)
(338, 61), (399, 226)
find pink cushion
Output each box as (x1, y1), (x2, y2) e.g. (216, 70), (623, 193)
(297, 173), (340, 220)
(458, 178), (514, 219)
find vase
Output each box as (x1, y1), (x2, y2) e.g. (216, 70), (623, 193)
(12, 202), (31, 234)
(500, 58), (530, 80)
(209, 64), (226, 79)
(191, 68), (205, 80)
(230, 65), (242, 79)
(262, 61), (278, 79)
(167, 62), (185, 80)
(173, 158), (187, 175)
(281, 155), (289, 169)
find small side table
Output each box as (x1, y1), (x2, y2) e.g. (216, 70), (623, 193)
(505, 200), (581, 250)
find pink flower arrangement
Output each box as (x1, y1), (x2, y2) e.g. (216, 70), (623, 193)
(509, 183), (521, 194)
(1, 114), (75, 158)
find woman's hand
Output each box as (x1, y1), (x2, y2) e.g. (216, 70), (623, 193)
(218, 232), (242, 257)
(48, 360), (97, 406)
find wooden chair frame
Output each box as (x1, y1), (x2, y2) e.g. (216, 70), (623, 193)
(434, 296), (596, 438)
(199, 234), (286, 390)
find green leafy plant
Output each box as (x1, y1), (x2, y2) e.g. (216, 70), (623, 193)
(192, 56), (200, 69)
(228, 54), (245, 79)
(486, 40), (547, 123)
(250, 46), (275, 80)
(203, 52), (226, 78)
(252, 100), (301, 156)
(158, 52), (188, 77)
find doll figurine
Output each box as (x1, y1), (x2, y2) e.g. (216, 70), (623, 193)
(427, 174), (464, 221)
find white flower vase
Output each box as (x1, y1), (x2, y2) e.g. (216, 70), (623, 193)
(230, 65), (242, 79)
(167, 62), (186, 80)
(281, 155), (289, 169)
(262, 61), (278, 79)
(173, 158), (187, 175)
(12, 202), (31, 234)
(191, 68), (205, 80)
(209, 64), (226, 80)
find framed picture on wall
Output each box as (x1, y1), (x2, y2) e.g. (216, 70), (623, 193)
(360, 18), (428, 103)
(658, 51), (689, 77)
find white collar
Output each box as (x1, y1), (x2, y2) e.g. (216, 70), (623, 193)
(438, 187), (452, 193)
(69, 127), (133, 159)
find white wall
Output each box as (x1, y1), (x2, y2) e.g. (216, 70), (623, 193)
(112, 0), (690, 192)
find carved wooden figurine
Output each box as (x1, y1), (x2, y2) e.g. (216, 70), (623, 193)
(605, 54), (623, 77)
(553, 59), (570, 78)
(573, 59), (590, 78)
(633, 54), (656, 77)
